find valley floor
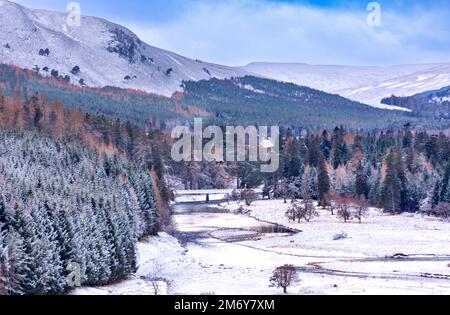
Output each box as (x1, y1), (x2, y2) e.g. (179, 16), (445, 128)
(75, 199), (450, 295)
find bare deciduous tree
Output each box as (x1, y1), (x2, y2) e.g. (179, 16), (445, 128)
(300, 185), (319, 222)
(144, 262), (171, 295)
(270, 264), (299, 294)
(286, 199), (318, 223)
(354, 197), (369, 223)
(262, 182), (272, 200)
(151, 279), (161, 295)
(285, 202), (300, 222)
(325, 190), (338, 215)
(231, 189), (241, 203)
(336, 196), (352, 223)
(224, 193), (231, 205)
(425, 203), (450, 219)
(242, 189), (258, 206)
(302, 201), (319, 222)
(277, 179), (289, 204)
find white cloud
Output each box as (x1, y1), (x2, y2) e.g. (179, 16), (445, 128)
(126, 0), (450, 66)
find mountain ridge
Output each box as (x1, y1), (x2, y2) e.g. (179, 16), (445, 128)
(0, 0), (248, 96)
(0, 63), (423, 130)
(241, 62), (450, 110)
(2, 0), (450, 111)
(381, 85), (450, 120)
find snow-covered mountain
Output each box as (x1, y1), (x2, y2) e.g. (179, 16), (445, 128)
(241, 62), (450, 110)
(2, 0), (450, 110)
(0, 0), (247, 97)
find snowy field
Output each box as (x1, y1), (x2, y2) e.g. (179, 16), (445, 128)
(75, 199), (450, 295)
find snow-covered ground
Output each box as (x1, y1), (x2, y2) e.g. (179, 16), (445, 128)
(217, 200), (450, 259)
(215, 200), (450, 294)
(73, 233), (180, 295)
(75, 198), (450, 295)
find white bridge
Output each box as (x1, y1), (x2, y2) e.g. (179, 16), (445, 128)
(174, 189), (263, 203)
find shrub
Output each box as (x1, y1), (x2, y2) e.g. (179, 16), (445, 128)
(39, 48), (50, 56)
(425, 203), (450, 219)
(71, 66), (81, 75)
(50, 69), (59, 78)
(333, 232), (348, 241)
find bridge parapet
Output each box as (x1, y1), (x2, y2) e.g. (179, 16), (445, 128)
(174, 189), (262, 203)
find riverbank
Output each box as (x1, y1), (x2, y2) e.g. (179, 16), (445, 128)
(215, 199), (450, 259)
(214, 199), (450, 294)
(75, 199), (450, 295)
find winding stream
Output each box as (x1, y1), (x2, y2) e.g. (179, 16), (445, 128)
(77, 201), (450, 294)
(169, 201), (450, 294)
(172, 202), (295, 244)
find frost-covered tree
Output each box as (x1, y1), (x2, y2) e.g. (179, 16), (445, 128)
(302, 168), (318, 201)
(2, 229), (31, 295)
(288, 177), (301, 202)
(339, 164), (358, 198)
(276, 178), (289, 203)
(0, 132), (159, 294)
(0, 226), (6, 295)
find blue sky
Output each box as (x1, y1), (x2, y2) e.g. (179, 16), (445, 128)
(14, 0), (450, 66)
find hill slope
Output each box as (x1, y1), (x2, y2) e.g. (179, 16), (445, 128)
(179, 76), (414, 129)
(0, 1), (247, 96)
(0, 63), (414, 130)
(242, 62), (450, 109)
(381, 86), (450, 120)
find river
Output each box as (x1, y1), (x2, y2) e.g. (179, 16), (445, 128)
(167, 201), (450, 294)
(76, 200), (450, 294)
(172, 201), (295, 244)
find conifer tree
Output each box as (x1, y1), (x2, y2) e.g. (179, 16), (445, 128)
(317, 154), (330, 207)
(439, 162), (450, 203)
(355, 161), (368, 198)
(320, 130), (331, 160)
(302, 168), (318, 201)
(0, 132), (160, 294)
(285, 137), (303, 178)
(3, 230), (31, 295)
(381, 150), (401, 212)
(307, 135), (321, 168)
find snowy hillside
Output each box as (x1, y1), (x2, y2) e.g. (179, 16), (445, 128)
(0, 1), (247, 96)
(242, 62), (450, 110)
(380, 85), (450, 120)
(1, 0), (449, 109)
